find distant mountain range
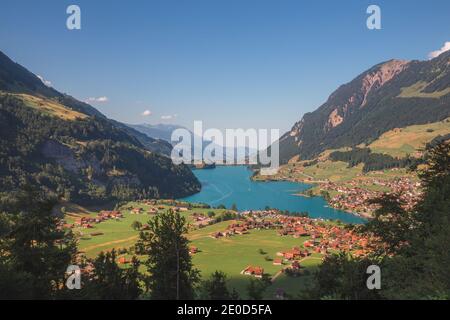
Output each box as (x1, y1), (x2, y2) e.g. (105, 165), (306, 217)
(129, 123), (258, 164)
(274, 51), (450, 163)
(127, 123), (187, 142)
(0, 50), (200, 204)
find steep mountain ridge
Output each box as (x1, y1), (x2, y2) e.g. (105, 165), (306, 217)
(277, 51), (450, 163)
(0, 51), (103, 118)
(0, 51), (172, 156)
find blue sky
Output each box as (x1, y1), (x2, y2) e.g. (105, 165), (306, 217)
(0, 0), (449, 133)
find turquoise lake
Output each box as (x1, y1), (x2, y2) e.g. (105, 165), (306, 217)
(182, 166), (365, 224)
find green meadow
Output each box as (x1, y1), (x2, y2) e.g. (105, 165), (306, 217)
(190, 226), (322, 297)
(67, 201), (324, 298)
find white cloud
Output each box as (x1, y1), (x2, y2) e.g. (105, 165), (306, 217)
(86, 96), (109, 103)
(36, 75), (52, 87)
(142, 110), (152, 116)
(428, 41), (450, 59)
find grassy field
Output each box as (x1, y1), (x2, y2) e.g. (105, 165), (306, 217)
(0, 92), (88, 121)
(301, 161), (363, 183)
(255, 159), (363, 184)
(368, 117), (450, 157)
(65, 202), (228, 257)
(190, 225), (322, 298)
(66, 201), (324, 299)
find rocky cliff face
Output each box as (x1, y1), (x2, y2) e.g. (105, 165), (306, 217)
(360, 60), (409, 107)
(322, 60), (409, 133)
(276, 52), (450, 163)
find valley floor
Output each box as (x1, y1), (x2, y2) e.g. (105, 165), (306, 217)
(62, 200), (375, 299)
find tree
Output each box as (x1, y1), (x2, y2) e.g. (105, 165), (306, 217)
(136, 209), (200, 299)
(0, 261), (34, 299)
(82, 250), (142, 299)
(207, 211), (215, 218)
(309, 253), (381, 300)
(320, 190), (331, 202)
(378, 141), (450, 299)
(0, 187), (77, 299)
(365, 194), (414, 254)
(246, 277), (271, 300)
(131, 220), (142, 231)
(199, 271), (239, 300)
(309, 141), (450, 300)
(231, 203), (238, 211)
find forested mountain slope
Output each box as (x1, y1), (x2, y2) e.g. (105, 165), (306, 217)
(0, 50), (200, 204)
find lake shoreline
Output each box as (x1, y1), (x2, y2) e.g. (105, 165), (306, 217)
(182, 166), (366, 224)
(251, 167), (373, 220)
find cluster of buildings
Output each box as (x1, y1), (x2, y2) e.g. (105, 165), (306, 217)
(211, 217), (276, 239)
(276, 246), (310, 261)
(324, 177), (422, 216)
(211, 222), (249, 238)
(276, 216), (374, 256)
(191, 213), (213, 227)
(68, 210), (124, 229)
(212, 210), (378, 279)
(125, 203), (190, 216)
(126, 204), (161, 215)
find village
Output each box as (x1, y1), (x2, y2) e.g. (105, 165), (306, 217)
(61, 199), (195, 236)
(61, 199), (381, 289)
(207, 209), (379, 279)
(324, 177), (422, 216)
(255, 157), (424, 218)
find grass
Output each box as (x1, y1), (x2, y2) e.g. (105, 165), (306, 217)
(368, 118), (450, 157)
(255, 158), (363, 184)
(0, 92), (88, 121)
(67, 201), (228, 257)
(68, 201), (324, 299)
(190, 227), (322, 298)
(301, 161), (363, 183)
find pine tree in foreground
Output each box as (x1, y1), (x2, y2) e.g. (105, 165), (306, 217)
(136, 209), (200, 299)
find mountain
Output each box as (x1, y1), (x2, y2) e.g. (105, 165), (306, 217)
(128, 123), (187, 143)
(276, 51), (450, 163)
(0, 51), (103, 118)
(0, 51), (173, 156)
(130, 123), (257, 164)
(110, 121), (173, 156)
(0, 50), (200, 204)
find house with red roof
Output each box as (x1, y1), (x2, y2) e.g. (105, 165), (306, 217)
(243, 266), (264, 278)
